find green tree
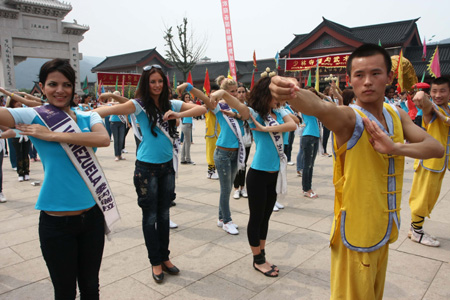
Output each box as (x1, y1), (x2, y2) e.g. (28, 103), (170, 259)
(163, 17), (207, 81)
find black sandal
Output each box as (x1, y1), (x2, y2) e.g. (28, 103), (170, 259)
(253, 253), (278, 277)
(261, 249), (278, 270)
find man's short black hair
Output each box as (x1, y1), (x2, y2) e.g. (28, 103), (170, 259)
(431, 77), (450, 89)
(347, 44), (392, 77)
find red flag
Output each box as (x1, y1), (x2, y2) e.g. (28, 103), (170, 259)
(187, 71), (193, 85)
(253, 50), (258, 72)
(203, 68), (211, 96)
(121, 75), (125, 97)
(428, 46), (441, 78)
(250, 70), (255, 90)
(304, 71), (307, 87)
(97, 80), (102, 98)
(345, 74), (350, 87)
(166, 72), (171, 88)
(422, 37), (427, 61)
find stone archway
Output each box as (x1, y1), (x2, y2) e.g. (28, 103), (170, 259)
(0, 0), (88, 93)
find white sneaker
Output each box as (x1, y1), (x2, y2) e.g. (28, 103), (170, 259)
(222, 222), (239, 235)
(217, 219), (238, 229)
(287, 161), (295, 166)
(122, 149), (128, 153)
(169, 220), (178, 229)
(24, 175), (30, 181)
(273, 205), (279, 212)
(275, 201), (284, 209)
(233, 190), (240, 199)
(210, 172), (219, 180)
(240, 188), (248, 198)
(18, 176), (24, 182)
(409, 227), (440, 247)
(0, 192), (6, 203)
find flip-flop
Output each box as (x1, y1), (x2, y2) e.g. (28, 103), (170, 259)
(253, 263), (278, 277)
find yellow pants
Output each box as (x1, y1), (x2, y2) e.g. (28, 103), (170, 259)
(330, 228), (389, 300)
(409, 165), (446, 228)
(206, 136), (217, 167)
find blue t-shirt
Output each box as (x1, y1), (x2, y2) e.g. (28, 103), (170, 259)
(281, 106), (293, 145)
(302, 114), (320, 137)
(212, 104), (244, 148)
(248, 108), (288, 171)
(7, 107), (103, 211)
(133, 99), (183, 163)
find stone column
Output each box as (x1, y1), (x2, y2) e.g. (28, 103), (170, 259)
(0, 31), (17, 90)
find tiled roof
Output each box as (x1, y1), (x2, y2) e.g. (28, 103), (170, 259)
(281, 17), (420, 56)
(5, 0), (71, 10)
(91, 49), (159, 72)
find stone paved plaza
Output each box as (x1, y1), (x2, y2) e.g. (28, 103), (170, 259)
(0, 119), (450, 299)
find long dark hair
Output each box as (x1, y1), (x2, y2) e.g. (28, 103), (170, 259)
(135, 67), (177, 138)
(39, 59), (76, 107)
(248, 77), (272, 118)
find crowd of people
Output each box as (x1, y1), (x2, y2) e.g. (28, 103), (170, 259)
(0, 43), (449, 299)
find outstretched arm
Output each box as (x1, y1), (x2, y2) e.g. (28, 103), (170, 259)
(210, 90), (250, 120)
(363, 108), (444, 159)
(0, 126), (15, 139)
(270, 76), (355, 146)
(0, 87), (41, 107)
(93, 100), (136, 118)
(164, 102), (207, 121)
(15, 122), (110, 147)
(98, 92), (130, 104)
(177, 83), (214, 110)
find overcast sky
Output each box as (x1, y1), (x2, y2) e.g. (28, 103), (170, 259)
(66, 0), (450, 62)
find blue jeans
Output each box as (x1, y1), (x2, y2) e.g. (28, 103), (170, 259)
(301, 135), (319, 191)
(111, 122), (125, 157)
(39, 205), (105, 300)
(297, 140), (304, 172)
(134, 159), (175, 266)
(214, 148), (238, 223)
(7, 138), (17, 169)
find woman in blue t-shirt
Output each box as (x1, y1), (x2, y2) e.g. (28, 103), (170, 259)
(94, 65), (206, 284)
(0, 59), (111, 299)
(246, 74), (296, 277)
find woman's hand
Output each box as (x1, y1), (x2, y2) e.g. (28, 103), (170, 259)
(15, 123), (54, 141)
(221, 109), (236, 118)
(163, 110), (181, 121)
(249, 114), (267, 132)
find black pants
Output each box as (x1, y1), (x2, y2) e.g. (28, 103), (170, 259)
(11, 138), (30, 176)
(283, 131), (296, 162)
(246, 168), (278, 247)
(301, 135), (319, 191)
(39, 205), (105, 300)
(0, 149), (3, 192)
(234, 146), (251, 188)
(322, 126), (331, 154)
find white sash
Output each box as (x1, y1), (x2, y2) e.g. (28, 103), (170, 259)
(264, 113), (288, 198)
(135, 100), (180, 177)
(218, 102), (246, 170)
(129, 113), (142, 141)
(34, 105), (120, 236)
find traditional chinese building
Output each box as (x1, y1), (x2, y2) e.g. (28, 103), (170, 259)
(91, 17), (449, 90)
(0, 0), (89, 92)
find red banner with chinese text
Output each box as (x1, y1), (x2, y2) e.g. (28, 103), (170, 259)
(220, 0), (237, 81)
(97, 73), (141, 86)
(285, 54), (351, 71)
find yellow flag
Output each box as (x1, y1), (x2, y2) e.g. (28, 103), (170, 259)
(314, 61), (320, 92)
(397, 50), (404, 92)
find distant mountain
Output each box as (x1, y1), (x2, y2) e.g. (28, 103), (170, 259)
(13, 56), (105, 90)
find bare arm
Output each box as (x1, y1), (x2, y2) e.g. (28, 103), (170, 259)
(330, 81), (343, 105)
(363, 108), (444, 159)
(413, 91), (433, 125)
(210, 90), (250, 120)
(16, 91), (41, 102)
(177, 83), (213, 110)
(93, 100), (136, 118)
(270, 76), (355, 146)
(164, 102), (207, 121)
(0, 126), (15, 139)
(250, 114), (297, 133)
(98, 92), (130, 104)
(0, 108), (16, 128)
(15, 122), (110, 148)
(0, 87), (41, 107)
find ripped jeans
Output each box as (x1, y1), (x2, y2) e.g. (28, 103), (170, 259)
(134, 159), (175, 266)
(214, 148), (238, 224)
(301, 135), (319, 192)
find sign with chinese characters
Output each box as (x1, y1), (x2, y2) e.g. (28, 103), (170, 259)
(285, 54), (350, 71)
(220, 0), (237, 81)
(97, 73), (141, 86)
(3, 38), (13, 87)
